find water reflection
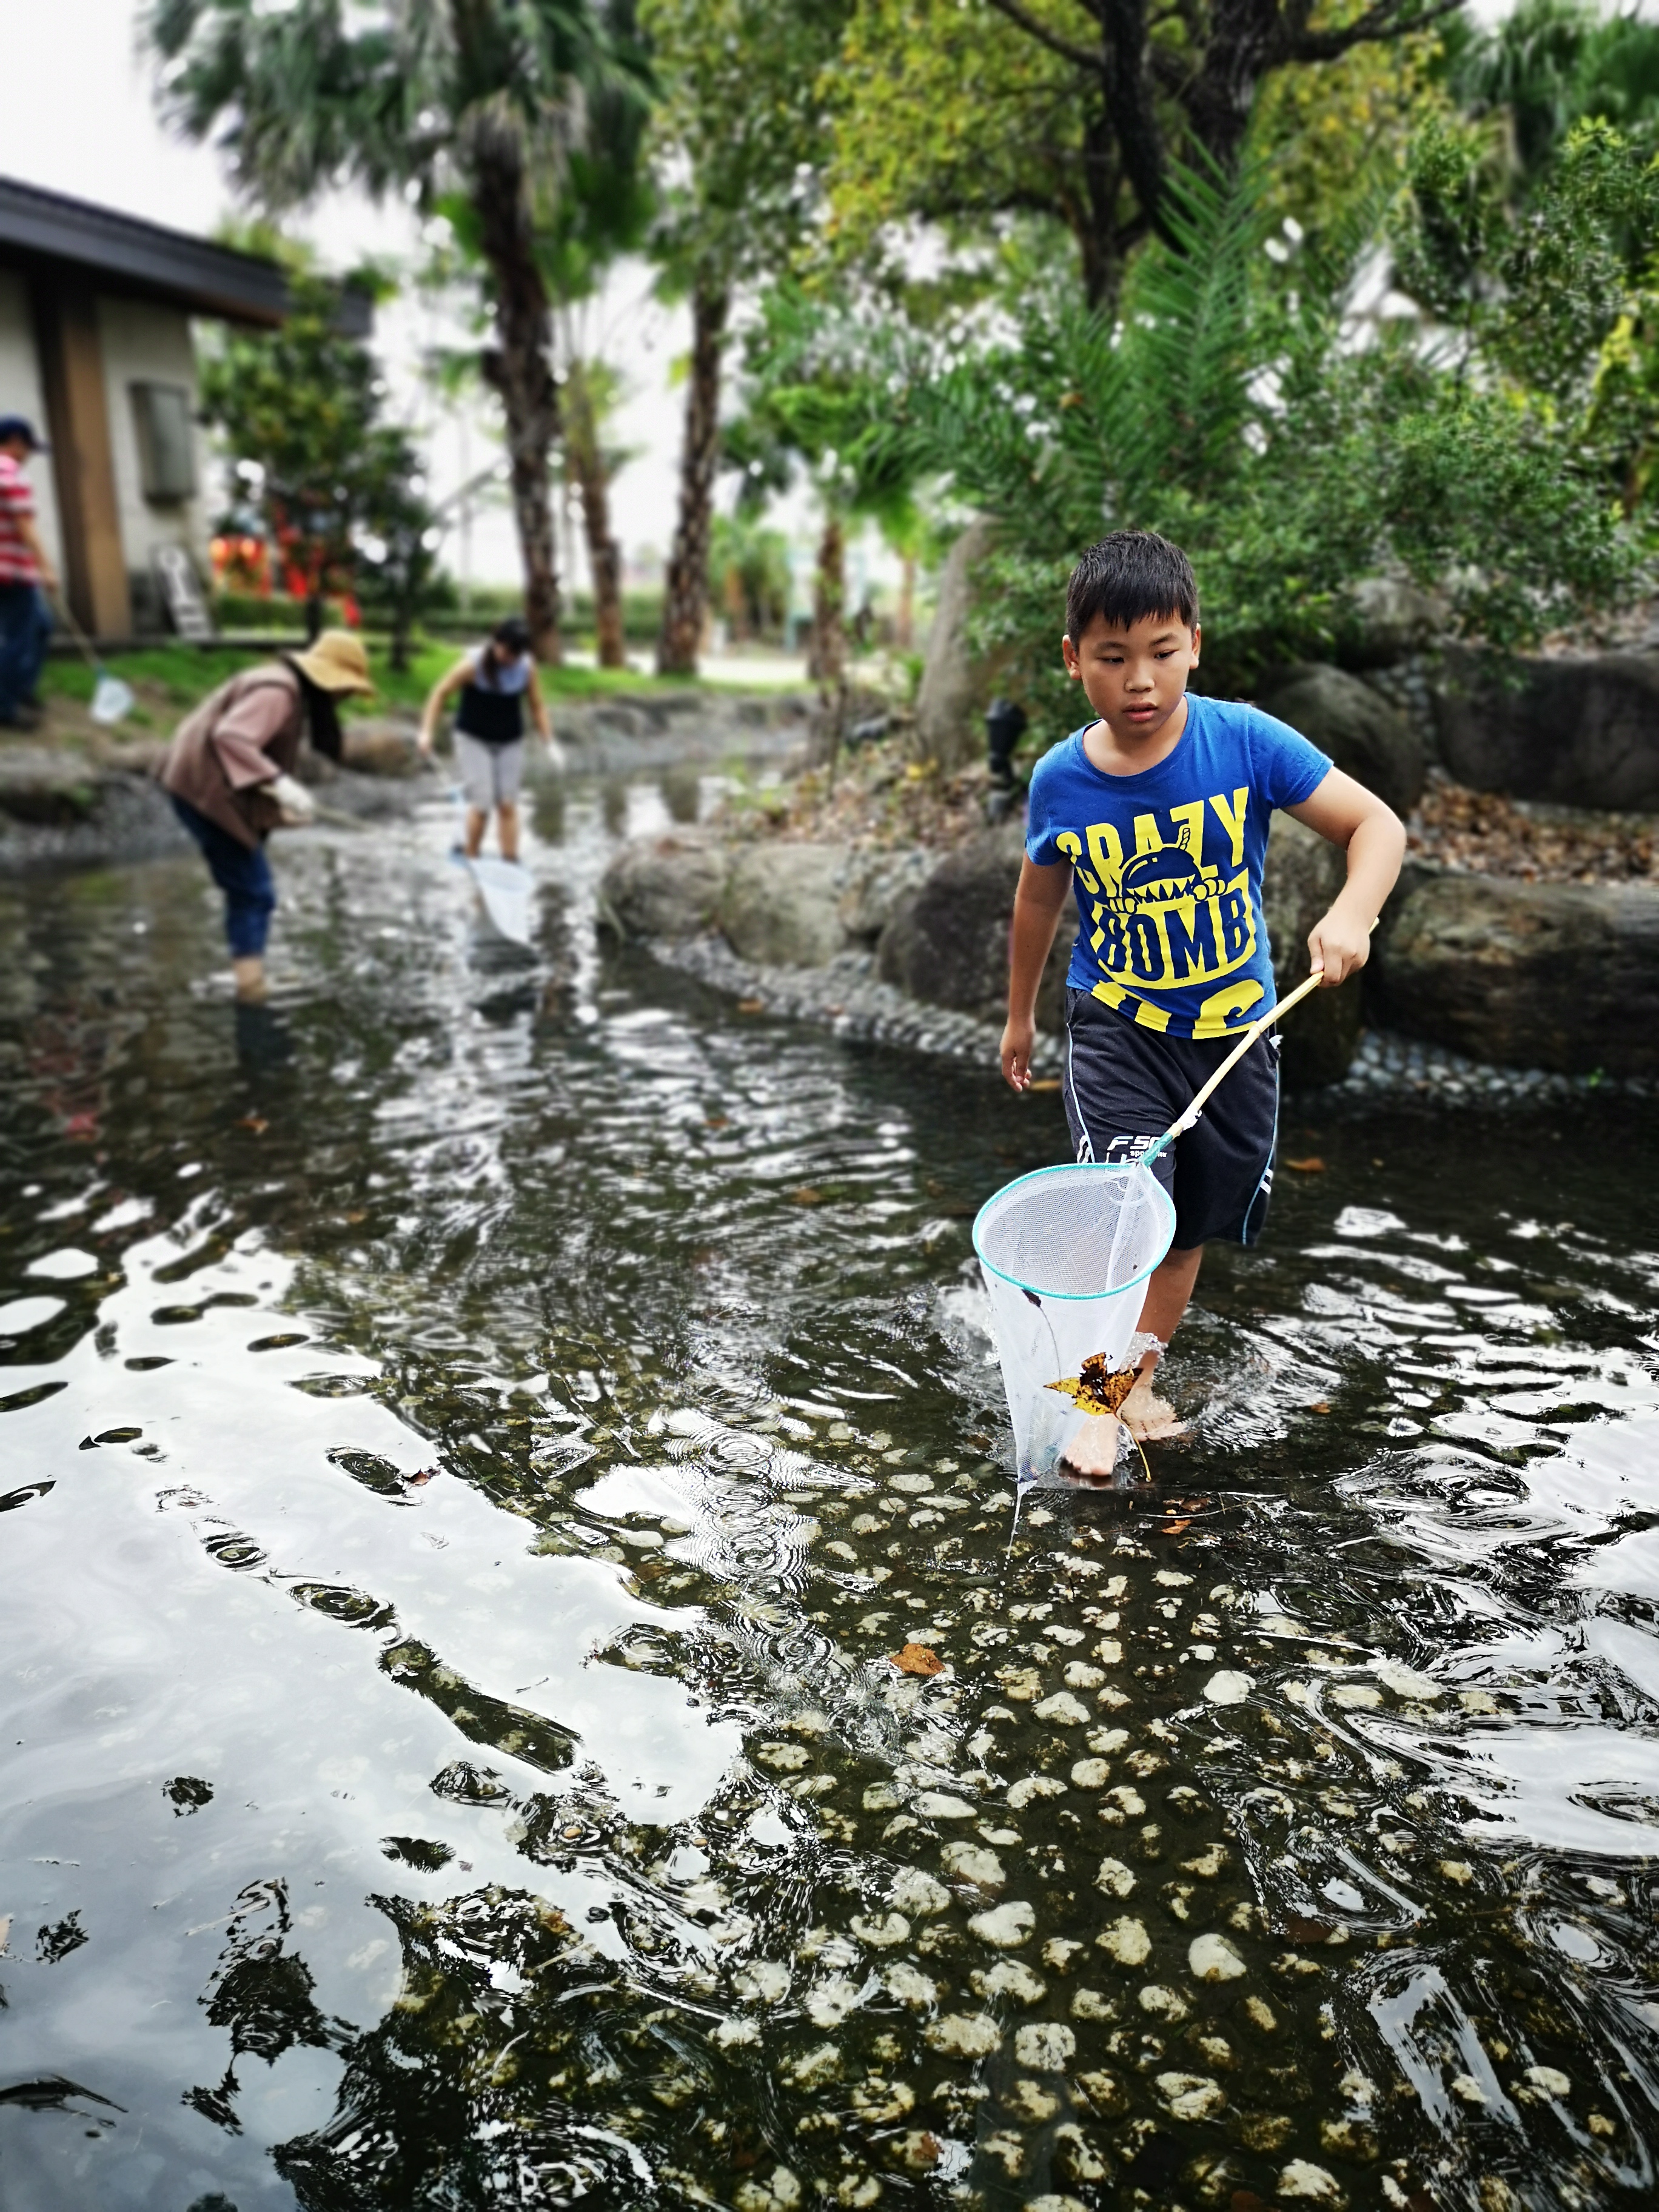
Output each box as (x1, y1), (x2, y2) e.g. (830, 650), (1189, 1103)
(0, 770), (1656, 2210)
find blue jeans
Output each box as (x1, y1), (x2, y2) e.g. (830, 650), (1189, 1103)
(170, 796), (276, 958)
(0, 582), (51, 720)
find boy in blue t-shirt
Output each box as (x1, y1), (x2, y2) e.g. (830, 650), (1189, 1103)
(1002, 530), (1405, 1471)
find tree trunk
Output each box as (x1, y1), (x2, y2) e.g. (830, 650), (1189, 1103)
(1181, 0), (1296, 171)
(657, 280), (728, 678)
(565, 367), (626, 669)
(808, 509), (845, 689)
(469, 136), (563, 664)
(896, 551), (916, 653)
(809, 506), (848, 779)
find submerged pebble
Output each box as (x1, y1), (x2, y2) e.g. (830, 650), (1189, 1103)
(968, 1900), (1036, 1948)
(1188, 1932), (1247, 1982)
(924, 2012), (1000, 2057)
(1013, 2021), (1076, 2071)
(1097, 1916), (1151, 1965)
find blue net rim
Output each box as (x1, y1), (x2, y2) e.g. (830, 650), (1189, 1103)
(971, 1160), (1176, 1303)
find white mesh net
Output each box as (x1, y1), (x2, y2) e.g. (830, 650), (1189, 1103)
(973, 1162), (1176, 1484)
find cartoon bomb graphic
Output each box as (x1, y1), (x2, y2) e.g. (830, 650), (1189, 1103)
(1100, 820), (1220, 917)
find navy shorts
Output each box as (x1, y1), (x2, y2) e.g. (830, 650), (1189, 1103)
(1061, 988), (1280, 1252)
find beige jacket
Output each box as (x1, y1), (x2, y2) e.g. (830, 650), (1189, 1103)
(159, 663), (306, 850)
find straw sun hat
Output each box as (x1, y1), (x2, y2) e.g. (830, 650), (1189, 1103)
(290, 630), (376, 696)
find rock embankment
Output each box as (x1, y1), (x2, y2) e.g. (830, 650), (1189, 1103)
(600, 811), (1367, 1083)
(603, 803), (1659, 1085)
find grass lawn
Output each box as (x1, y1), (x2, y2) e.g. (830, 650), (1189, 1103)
(40, 634), (717, 725)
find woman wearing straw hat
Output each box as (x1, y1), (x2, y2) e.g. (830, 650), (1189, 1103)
(158, 630), (375, 1002)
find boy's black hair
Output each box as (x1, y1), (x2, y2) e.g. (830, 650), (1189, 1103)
(493, 615), (532, 655)
(1065, 530), (1198, 643)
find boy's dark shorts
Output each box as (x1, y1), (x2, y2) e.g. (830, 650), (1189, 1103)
(1061, 988), (1280, 1252)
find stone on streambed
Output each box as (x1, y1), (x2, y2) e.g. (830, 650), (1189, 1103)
(1253, 663), (1425, 814)
(1261, 810), (1362, 1088)
(968, 1899), (1036, 1948)
(925, 2011), (1001, 2057)
(722, 842), (850, 967)
(1434, 643), (1659, 808)
(942, 1840), (1005, 1888)
(1097, 1915), (1151, 1965)
(1189, 1932), (1247, 1982)
(876, 825), (1078, 1031)
(598, 826), (726, 939)
(1374, 870), (1659, 1078)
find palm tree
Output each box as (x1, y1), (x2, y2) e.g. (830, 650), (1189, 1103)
(145, 0), (648, 663)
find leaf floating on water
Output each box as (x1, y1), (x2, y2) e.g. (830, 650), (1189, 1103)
(736, 997), (765, 1014)
(1285, 1156), (1325, 1173)
(236, 1114), (269, 1136)
(891, 1641), (944, 1677)
(789, 1187), (825, 1207)
(1047, 1353), (1139, 1419)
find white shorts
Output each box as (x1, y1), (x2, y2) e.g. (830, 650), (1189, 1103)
(455, 730), (525, 810)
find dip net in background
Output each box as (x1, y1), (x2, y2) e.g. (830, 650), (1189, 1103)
(973, 1161), (1175, 1484)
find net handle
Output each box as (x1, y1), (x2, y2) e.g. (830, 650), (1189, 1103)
(1142, 941), (1369, 1166)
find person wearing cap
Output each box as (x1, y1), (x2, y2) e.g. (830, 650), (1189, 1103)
(0, 415), (57, 732)
(417, 615), (552, 863)
(158, 631), (375, 1002)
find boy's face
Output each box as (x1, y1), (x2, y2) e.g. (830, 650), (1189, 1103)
(1062, 609), (1200, 744)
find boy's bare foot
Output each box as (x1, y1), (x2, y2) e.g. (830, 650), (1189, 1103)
(1059, 1412), (1124, 1478)
(1121, 1381), (1184, 1439)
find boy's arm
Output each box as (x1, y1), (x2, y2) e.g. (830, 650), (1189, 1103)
(1284, 768), (1406, 985)
(1000, 857), (1074, 1091)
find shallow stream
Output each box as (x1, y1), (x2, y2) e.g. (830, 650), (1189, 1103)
(1, 769), (1657, 2212)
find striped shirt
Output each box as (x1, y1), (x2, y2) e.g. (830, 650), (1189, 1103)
(0, 454), (41, 586)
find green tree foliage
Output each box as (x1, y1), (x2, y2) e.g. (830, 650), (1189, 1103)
(827, 0), (1466, 304)
(857, 155), (1648, 745)
(146, 0), (648, 661)
(200, 272), (438, 662)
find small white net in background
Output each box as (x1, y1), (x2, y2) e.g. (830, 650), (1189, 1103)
(973, 1161), (1175, 1484)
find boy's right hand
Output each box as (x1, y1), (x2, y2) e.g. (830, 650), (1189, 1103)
(1001, 1016), (1036, 1092)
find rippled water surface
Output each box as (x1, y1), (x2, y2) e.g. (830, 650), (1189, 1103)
(2, 773), (1658, 2212)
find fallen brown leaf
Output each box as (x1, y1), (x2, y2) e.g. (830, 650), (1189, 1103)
(237, 1114), (269, 1136)
(1310, 1401), (1330, 1415)
(788, 1187), (825, 1206)
(891, 1642), (944, 1677)
(1285, 1156), (1325, 1173)
(1047, 1352), (1138, 1418)
(736, 998), (765, 1014)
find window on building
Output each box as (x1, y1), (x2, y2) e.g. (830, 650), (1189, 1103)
(130, 383), (198, 503)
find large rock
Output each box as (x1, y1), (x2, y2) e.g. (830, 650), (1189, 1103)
(341, 719), (421, 776)
(720, 842), (849, 967)
(597, 828), (726, 940)
(876, 826), (1077, 1031)
(1253, 663), (1425, 816)
(913, 518), (996, 773)
(1373, 870), (1659, 1077)
(1433, 646), (1659, 808)
(837, 846), (937, 943)
(1261, 811), (1363, 1088)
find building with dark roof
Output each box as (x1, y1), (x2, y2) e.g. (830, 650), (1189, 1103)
(0, 176), (371, 639)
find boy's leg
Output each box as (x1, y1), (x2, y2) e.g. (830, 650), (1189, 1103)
(1057, 993), (1279, 1470)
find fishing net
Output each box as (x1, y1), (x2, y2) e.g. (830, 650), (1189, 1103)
(973, 1161), (1175, 1483)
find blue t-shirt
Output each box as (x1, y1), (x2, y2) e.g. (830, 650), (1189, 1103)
(1026, 694), (1332, 1040)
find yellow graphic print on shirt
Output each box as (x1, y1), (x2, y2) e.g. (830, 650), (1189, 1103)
(1054, 786), (1267, 1037)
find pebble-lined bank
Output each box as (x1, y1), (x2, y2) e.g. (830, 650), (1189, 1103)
(651, 930), (1651, 1107)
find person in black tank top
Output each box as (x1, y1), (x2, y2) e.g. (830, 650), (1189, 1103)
(418, 615), (554, 860)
